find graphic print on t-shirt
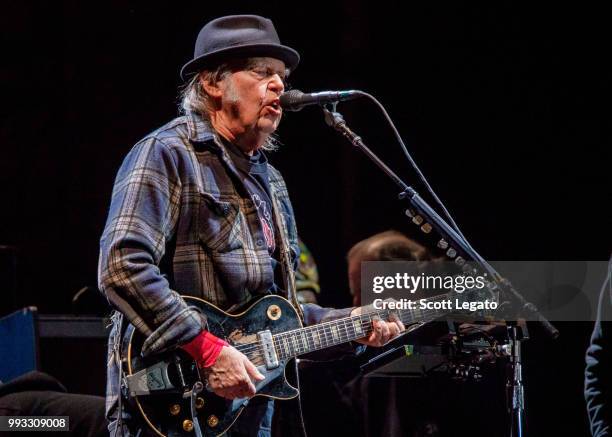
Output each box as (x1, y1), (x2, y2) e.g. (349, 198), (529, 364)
(252, 193), (275, 253)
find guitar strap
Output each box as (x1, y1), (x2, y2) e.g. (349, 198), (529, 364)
(271, 192), (305, 323)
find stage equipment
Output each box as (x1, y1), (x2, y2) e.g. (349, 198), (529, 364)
(307, 93), (558, 437)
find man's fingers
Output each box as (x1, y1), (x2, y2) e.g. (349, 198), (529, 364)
(219, 382), (253, 400)
(244, 358), (265, 381)
(245, 380), (256, 397)
(217, 389), (234, 400)
(368, 319), (381, 342)
(356, 316), (407, 347)
(389, 312), (406, 333)
(380, 321), (391, 345)
(397, 320), (406, 332)
(387, 322), (400, 340)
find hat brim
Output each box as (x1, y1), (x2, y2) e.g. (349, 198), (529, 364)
(180, 43), (300, 81)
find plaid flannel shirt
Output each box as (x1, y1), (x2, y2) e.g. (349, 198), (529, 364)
(98, 112), (356, 432)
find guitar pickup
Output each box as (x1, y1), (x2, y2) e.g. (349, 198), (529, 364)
(257, 330), (279, 369)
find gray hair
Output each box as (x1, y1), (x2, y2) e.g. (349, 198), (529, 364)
(179, 58), (282, 151)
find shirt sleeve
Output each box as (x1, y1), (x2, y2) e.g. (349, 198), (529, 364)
(585, 260), (612, 437)
(98, 137), (205, 356)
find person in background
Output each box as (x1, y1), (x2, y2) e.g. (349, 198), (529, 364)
(295, 239), (321, 304)
(347, 230), (432, 306)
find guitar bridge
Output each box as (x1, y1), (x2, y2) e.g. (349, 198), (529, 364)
(257, 330), (279, 369)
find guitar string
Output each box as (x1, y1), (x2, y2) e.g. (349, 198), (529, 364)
(240, 311), (439, 361)
(233, 294), (453, 356)
(234, 294), (454, 358)
(268, 309), (438, 359)
(243, 311), (437, 362)
(236, 298), (455, 361)
(236, 292), (453, 356)
(242, 313), (427, 362)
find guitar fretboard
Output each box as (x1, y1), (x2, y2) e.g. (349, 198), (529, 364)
(272, 293), (452, 360)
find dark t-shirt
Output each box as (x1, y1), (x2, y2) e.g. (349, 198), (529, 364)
(222, 139), (276, 255)
(221, 139), (285, 296)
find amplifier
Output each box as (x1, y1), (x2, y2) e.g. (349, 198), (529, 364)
(0, 309), (111, 396)
(38, 315), (111, 396)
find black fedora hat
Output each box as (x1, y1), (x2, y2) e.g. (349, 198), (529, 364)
(180, 15), (300, 81)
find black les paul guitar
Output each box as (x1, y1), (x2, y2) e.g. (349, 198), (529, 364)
(122, 291), (491, 436)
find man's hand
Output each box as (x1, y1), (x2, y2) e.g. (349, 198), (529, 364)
(205, 346), (265, 399)
(350, 307), (406, 346)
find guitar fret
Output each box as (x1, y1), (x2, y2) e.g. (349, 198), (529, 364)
(353, 318), (364, 336)
(341, 318), (349, 342)
(302, 330), (311, 352)
(291, 334), (299, 354)
(344, 317), (355, 341)
(330, 325), (339, 342)
(312, 329), (321, 348)
(319, 326), (328, 348)
(323, 325), (332, 346)
(299, 331), (308, 352)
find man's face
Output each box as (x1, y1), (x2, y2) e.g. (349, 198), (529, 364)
(220, 57), (286, 139)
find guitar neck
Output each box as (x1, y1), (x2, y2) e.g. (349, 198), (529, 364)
(273, 293), (451, 360)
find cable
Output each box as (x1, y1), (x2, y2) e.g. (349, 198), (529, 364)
(354, 90), (474, 251)
(112, 312), (124, 437)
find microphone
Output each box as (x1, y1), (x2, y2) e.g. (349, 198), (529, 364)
(280, 89), (360, 112)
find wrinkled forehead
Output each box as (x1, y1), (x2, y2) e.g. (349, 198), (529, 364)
(245, 57), (286, 71)
(223, 56), (289, 77)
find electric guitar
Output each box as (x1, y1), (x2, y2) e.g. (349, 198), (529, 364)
(122, 290), (492, 436)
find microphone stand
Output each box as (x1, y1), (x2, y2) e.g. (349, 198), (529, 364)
(507, 323), (527, 437)
(320, 103), (558, 437)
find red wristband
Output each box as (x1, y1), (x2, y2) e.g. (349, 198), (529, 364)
(181, 331), (228, 368)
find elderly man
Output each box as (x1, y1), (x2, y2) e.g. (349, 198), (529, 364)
(98, 15), (404, 437)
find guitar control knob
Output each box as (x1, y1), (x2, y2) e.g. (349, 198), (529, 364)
(207, 415), (219, 428)
(183, 420), (194, 432)
(195, 397), (205, 409)
(169, 404), (180, 416)
(267, 305), (281, 320)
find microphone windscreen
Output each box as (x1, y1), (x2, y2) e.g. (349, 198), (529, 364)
(279, 89), (304, 109)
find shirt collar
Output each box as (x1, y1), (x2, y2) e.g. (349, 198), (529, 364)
(186, 111), (217, 145)
(185, 111), (248, 181)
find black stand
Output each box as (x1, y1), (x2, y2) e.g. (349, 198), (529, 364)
(320, 104), (557, 437)
(506, 324), (527, 437)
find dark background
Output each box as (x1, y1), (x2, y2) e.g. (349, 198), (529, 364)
(1, 1), (610, 436)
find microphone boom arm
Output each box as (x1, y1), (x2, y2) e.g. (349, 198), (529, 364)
(320, 103), (558, 338)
